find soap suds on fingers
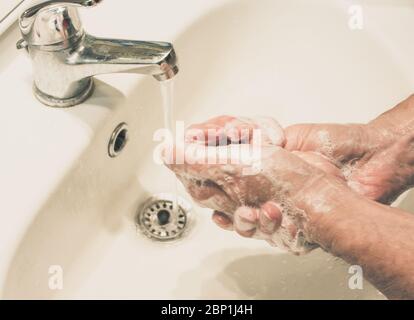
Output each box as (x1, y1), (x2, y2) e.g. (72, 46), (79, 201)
(165, 116), (341, 255)
(317, 130), (334, 160)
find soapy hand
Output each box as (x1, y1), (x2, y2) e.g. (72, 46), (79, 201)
(162, 104), (414, 300)
(164, 116), (346, 254)
(284, 95), (414, 204)
(186, 106), (414, 206)
(285, 122), (414, 204)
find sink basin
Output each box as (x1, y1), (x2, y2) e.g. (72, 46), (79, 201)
(1, 0), (414, 299)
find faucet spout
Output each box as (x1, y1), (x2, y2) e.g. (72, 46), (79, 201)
(17, 0), (179, 107)
(71, 35), (179, 81)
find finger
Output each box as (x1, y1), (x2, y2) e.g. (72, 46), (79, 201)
(185, 116), (286, 150)
(186, 126), (228, 146)
(234, 206), (258, 238)
(224, 117), (285, 146)
(288, 224), (298, 240)
(247, 117), (286, 147)
(185, 178), (224, 201)
(225, 124), (254, 144)
(166, 143), (249, 180)
(185, 116), (237, 145)
(185, 117), (259, 146)
(212, 211), (233, 231)
(174, 172), (238, 214)
(188, 116), (237, 130)
(258, 201), (283, 235)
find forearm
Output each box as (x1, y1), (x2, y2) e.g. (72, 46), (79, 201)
(304, 182), (414, 299)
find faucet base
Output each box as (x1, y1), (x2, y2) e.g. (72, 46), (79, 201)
(33, 78), (95, 108)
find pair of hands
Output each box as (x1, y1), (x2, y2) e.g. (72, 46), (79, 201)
(165, 102), (413, 254)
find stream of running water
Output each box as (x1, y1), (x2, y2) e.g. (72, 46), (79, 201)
(160, 80), (179, 212)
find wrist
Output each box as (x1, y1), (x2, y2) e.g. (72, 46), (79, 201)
(302, 183), (376, 254)
(368, 94), (414, 138)
(292, 174), (363, 245)
(308, 199), (368, 254)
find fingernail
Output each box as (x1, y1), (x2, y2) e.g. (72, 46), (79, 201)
(259, 213), (276, 234)
(236, 207), (258, 224)
(261, 202), (282, 229)
(234, 207), (257, 234)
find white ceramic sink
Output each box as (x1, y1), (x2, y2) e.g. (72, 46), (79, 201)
(1, 0), (414, 299)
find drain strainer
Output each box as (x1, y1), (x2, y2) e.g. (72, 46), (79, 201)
(137, 193), (193, 241)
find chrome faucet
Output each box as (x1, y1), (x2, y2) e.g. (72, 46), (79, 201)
(16, 0), (178, 107)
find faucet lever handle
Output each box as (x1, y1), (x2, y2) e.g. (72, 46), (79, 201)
(20, 0), (102, 22)
(18, 0), (102, 48)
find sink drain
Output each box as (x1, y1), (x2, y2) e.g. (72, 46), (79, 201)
(137, 193), (193, 241)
